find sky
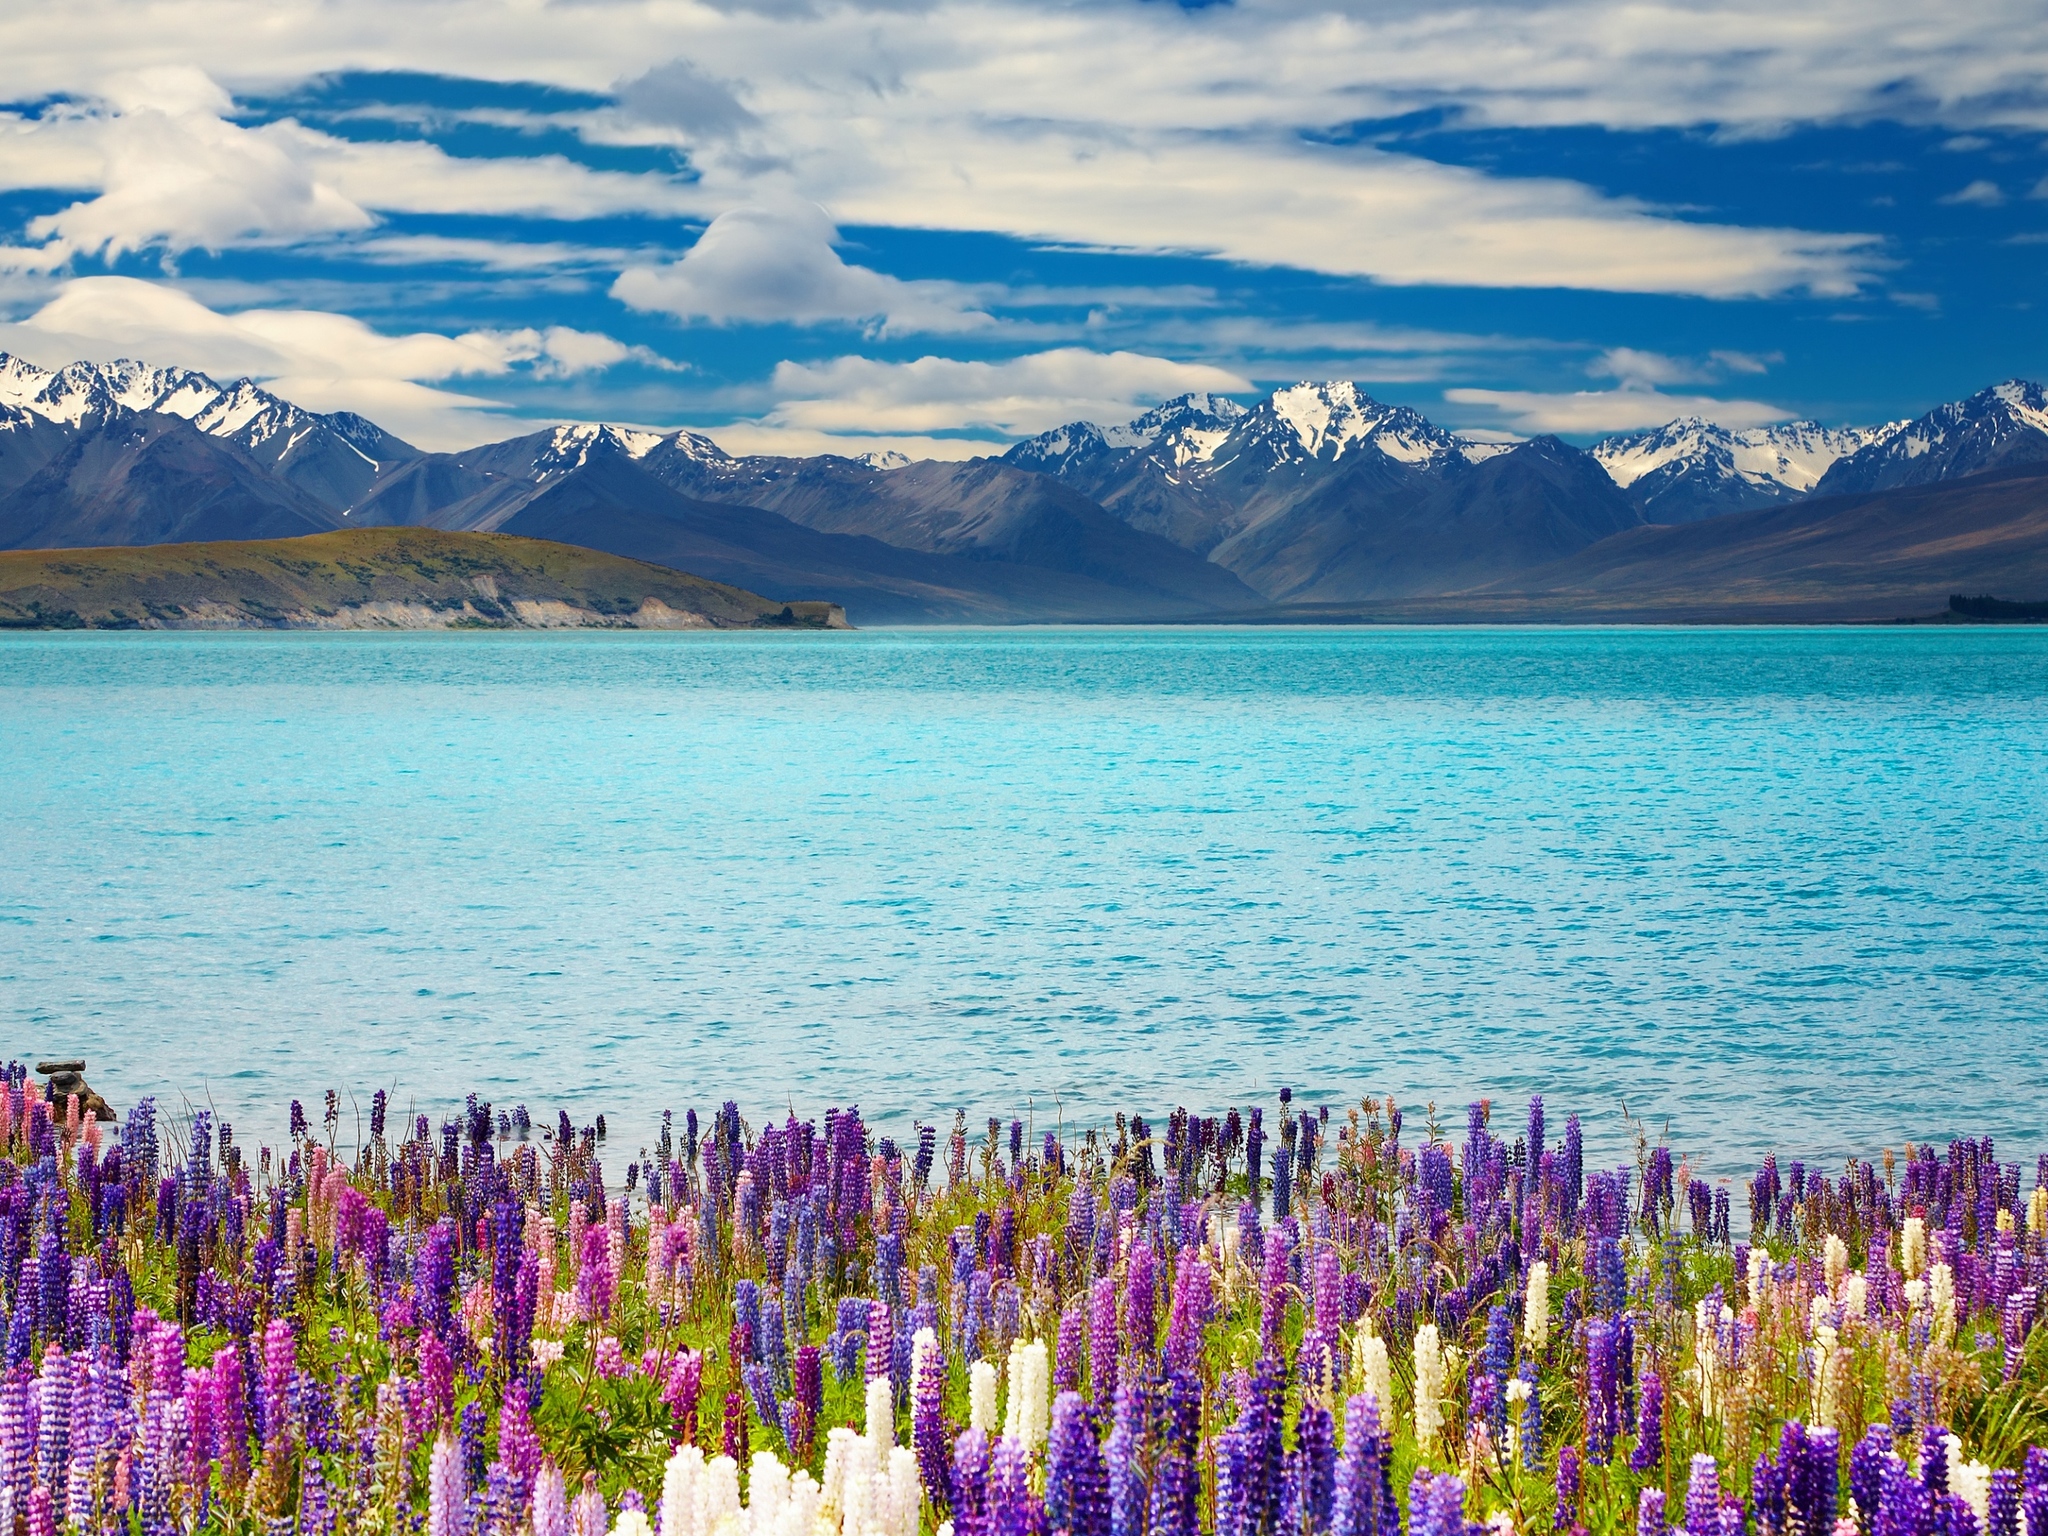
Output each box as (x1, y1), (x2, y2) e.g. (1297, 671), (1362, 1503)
(0, 0), (2045, 456)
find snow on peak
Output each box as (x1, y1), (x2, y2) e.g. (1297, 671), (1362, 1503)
(661, 429), (734, 463)
(0, 353), (53, 408)
(1593, 417), (1897, 494)
(1247, 381), (1461, 466)
(545, 423), (666, 464)
(856, 449), (910, 471)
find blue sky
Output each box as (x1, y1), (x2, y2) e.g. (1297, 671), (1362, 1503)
(0, 0), (2045, 454)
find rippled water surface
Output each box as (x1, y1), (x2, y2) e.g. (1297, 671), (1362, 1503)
(2, 627), (2044, 1178)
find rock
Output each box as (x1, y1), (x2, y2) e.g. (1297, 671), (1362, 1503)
(35, 1061), (116, 1121)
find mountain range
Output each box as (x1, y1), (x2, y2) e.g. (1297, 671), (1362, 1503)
(2, 350), (2045, 622)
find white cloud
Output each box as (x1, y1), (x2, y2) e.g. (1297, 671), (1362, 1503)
(760, 348), (1252, 437)
(612, 203), (995, 333)
(1938, 179), (2005, 206)
(0, 276), (650, 447)
(0, 7), (1910, 299)
(1443, 384), (1795, 434)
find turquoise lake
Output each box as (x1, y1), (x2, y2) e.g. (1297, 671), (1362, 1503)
(1, 626), (2043, 1182)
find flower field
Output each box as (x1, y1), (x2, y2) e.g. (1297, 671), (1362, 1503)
(9, 1076), (2047, 1536)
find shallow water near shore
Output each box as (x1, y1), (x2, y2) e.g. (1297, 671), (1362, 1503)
(2, 625), (2044, 1182)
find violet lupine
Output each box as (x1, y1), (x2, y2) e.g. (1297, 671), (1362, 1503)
(953, 1428), (992, 1536)
(1639, 1488), (1668, 1536)
(1554, 1446), (1583, 1533)
(1047, 1391), (1108, 1536)
(571, 1472), (607, 1536)
(1587, 1320), (1619, 1465)
(1688, 1456), (1723, 1536)
(1294, 1395), (1336, 1536)
(1631, 1370), (1665, 1474)
(1332, 1394), (1399, 1536)
(913, 1329), (952, 1513)
(1408, 1471), (1470, 1536)
(578, 1225), (616, 1324)
(1055, 1303), (1084, 1397)
(1089, 1278), (1118, 1408)
(1164, 1253), (1214, 1375)
(991, 1432), (1047, 1536)
(533, 1463), (569, 1536)
(1105, 1385), (1145, 1536)
(1126, 1244), (1156, 1359)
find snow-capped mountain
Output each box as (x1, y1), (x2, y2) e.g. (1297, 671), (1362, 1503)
(1591, 418), (1904, 523)
(0, 352), (418, 508)
(1811, 380), (2048, 498)
(1004, 384), (1509, 553)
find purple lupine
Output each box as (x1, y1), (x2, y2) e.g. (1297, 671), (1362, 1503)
(1853, 1425), (1896, 1533)
(1687, 1456), (1722, 1536)
(1587, 1319), (1618, 1465)
(1047, 1393), (1108, 1536)
(1630, 1370), (1664, 1474)
(1056, 1303), (1084, 1396)
(1332, 1395), (1398, 1536)
(1106, 1385), (1145, 1536)
(721, 1390), (748, 1464)
(954, 1428), (993, 1536)
(1639, 1488), (1668, 1536)
(1163, 1253), (1214, 1375)
(1089, 1278), (1118, 1407)
(1988, 1474), (2020, 1536)
(260, 1317), (295, 1445)
(34, 1345), (68, 1495)
(1409, 1471), (1469, 1536)
(1555, 1445), (1582, 1533)
(790, 1345), (821, 1459)
(1126, 1243), (1156, 1358)
(1295, 1396), (1336, 1536)
(991, 1434), (1045, 1536)
(915, 1335), (952, 1512)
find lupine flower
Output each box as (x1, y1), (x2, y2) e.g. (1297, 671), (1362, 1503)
(1413, 1324), (1445, 1458)
(1047, 1392), (1108, 1536)
(1631, 1371), (1665, 1474)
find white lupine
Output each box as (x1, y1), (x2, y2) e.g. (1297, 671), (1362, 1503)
(1811, 1321), (1843, 1427)
(703, 1456), (742, 1536)
(887, 1446), (922, 1536)
(747, 1454), (788, 1536)
(1746, 1246), (1770, 1306)
(660, 1445), (706, 1536)
(1824, 1234), (1850, 1296)
(1352, 1328), (1392, 1428)
(1003, 1340), (1050, 1451)
(1413, 1324), (1445, 1458)
(1930, 1263), (1957, 1346)
(1947, 1440), (1991, 1532)
(1902, 1216), (1927, 1277)
(614, 1515), (654, 1536)
(1523, 1261), (1550, 1353)
(866, 1376), (895, 1453)
(1843, 1274), (1867, 1320)
(1692, 1299), (1721, 1420)
(819, 1429), (861, 1528)
(2029, 1187), (2047, 1237)
(968, 1360), (999, 1433)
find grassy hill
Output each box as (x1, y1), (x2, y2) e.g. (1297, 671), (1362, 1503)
(0, 527), (850, 630)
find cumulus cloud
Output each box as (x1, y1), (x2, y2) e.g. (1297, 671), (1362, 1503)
(613, 203), (994, 333)
(1938, 179), (2005, 206)
(1442, 384), (1795, 435)
(758, 348), (1251, 437)
(0, 276), (653, 447)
